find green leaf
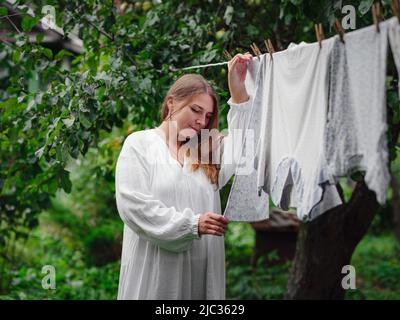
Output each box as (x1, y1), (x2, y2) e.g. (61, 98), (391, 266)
(49, 148), (56, 157)
(79, 111), (92, 129)
(70, 147), (80, 159)
(36, 33), (44, 43)
(144, 11), (160, 27)
(358, 0), (374, 16)
(60, 169), (72, 193)
(21, 16), (40, 32)
(12, 50), (21, 64)
(42, 47), (53, 59)
(0, 7), (8, 16)
(245, 24), (259, 38)
(1, 177), (14, 195)
(55, 49), (74, 61)
(35, 146), (45, 159)
(27, 217), (39, 229)
(62, 116), (75, 128)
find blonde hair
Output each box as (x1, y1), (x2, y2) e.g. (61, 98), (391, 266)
(160, 74), (222, 185)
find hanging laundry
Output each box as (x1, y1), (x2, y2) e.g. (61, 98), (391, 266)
(257, 39), (342, 221)
(388, 16), (400, 97)
(324, 22), (390, 205)
(223, 54), (270, 222)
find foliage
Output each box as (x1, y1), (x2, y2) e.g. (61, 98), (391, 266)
(0, 227), (119, 299)
(225, 223), (291, 299)
(347, 233), (400, 299)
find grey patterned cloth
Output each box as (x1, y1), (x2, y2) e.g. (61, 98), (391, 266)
(325, 22), (390, 205)
(223, 54), (270, 222)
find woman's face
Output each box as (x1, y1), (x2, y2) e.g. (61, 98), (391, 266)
(167, 93), (215, 140)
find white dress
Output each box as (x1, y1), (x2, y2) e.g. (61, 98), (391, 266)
(115, 96), (253, 299)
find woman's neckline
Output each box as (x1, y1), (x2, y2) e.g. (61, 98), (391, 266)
(150, 128), (186, 169)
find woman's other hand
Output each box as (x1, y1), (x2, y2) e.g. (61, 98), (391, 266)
(198, 212), (229, 236)
(228, 53), (253, 104)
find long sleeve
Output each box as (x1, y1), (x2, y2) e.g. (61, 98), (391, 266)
(115, 136), (201, 253)
(218, 95), (253, 189)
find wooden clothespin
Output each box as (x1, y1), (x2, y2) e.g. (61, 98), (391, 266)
(334, 18), (345, 44)
(264, 38), (275, 60)
(315, 23), (325, 48)
(318, 23), (325, 42)
(391, 0), (400, 24)
(250, 42), (262, 60)
(223, 49), (233, 61)
(250, 43), (257, 58)
(372, 2), (382, 33)
(314, 24), (320, 47)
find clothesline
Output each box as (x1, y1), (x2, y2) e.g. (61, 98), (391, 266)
(170, 61), (229, 71)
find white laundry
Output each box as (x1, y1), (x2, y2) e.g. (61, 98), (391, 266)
(223, 54), (270, 222)
(257, 38), (342, 221)
(324, 22), (390, 205)
(115, 96), (253, 299)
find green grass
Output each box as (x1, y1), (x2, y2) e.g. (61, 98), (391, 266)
(346, 233), (400, 300)
(224, 222), (290, 299)
(224, 222), (400, 300)
(0, 229), (120, 300)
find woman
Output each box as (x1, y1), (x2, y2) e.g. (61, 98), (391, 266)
(115, 53), (253, 299)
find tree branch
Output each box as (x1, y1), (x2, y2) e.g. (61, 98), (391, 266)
(82, 16), (114, 41)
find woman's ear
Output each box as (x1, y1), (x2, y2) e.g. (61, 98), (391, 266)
(166, 96), (174, 116)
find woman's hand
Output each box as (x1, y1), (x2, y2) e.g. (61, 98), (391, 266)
(198, 212), (229, 236)
(228, 53), (253, 104)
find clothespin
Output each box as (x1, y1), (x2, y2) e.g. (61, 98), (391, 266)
(391, 0), (400, 24)
(264, 38), (275, 60)
(318, 23), (325, 41)
(372, 2), (382, 33)
(315, 23), (324, 48)
(250, 42), (262, 60)
(223, 49), (233, 61)
(314, 24), (320, 47)
(334, 18), (345, 44)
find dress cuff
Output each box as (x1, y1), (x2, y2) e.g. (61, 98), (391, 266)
(227, 94), (253, 112)
(190, 213), (201, 239)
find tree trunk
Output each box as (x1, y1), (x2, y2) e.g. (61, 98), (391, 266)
(285, 182), (380, 299)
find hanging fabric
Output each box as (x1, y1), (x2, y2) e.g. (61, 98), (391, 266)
(256, 38), (342, 221)
(324, 20), (390, 206)
(224, 53), (270, 222)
